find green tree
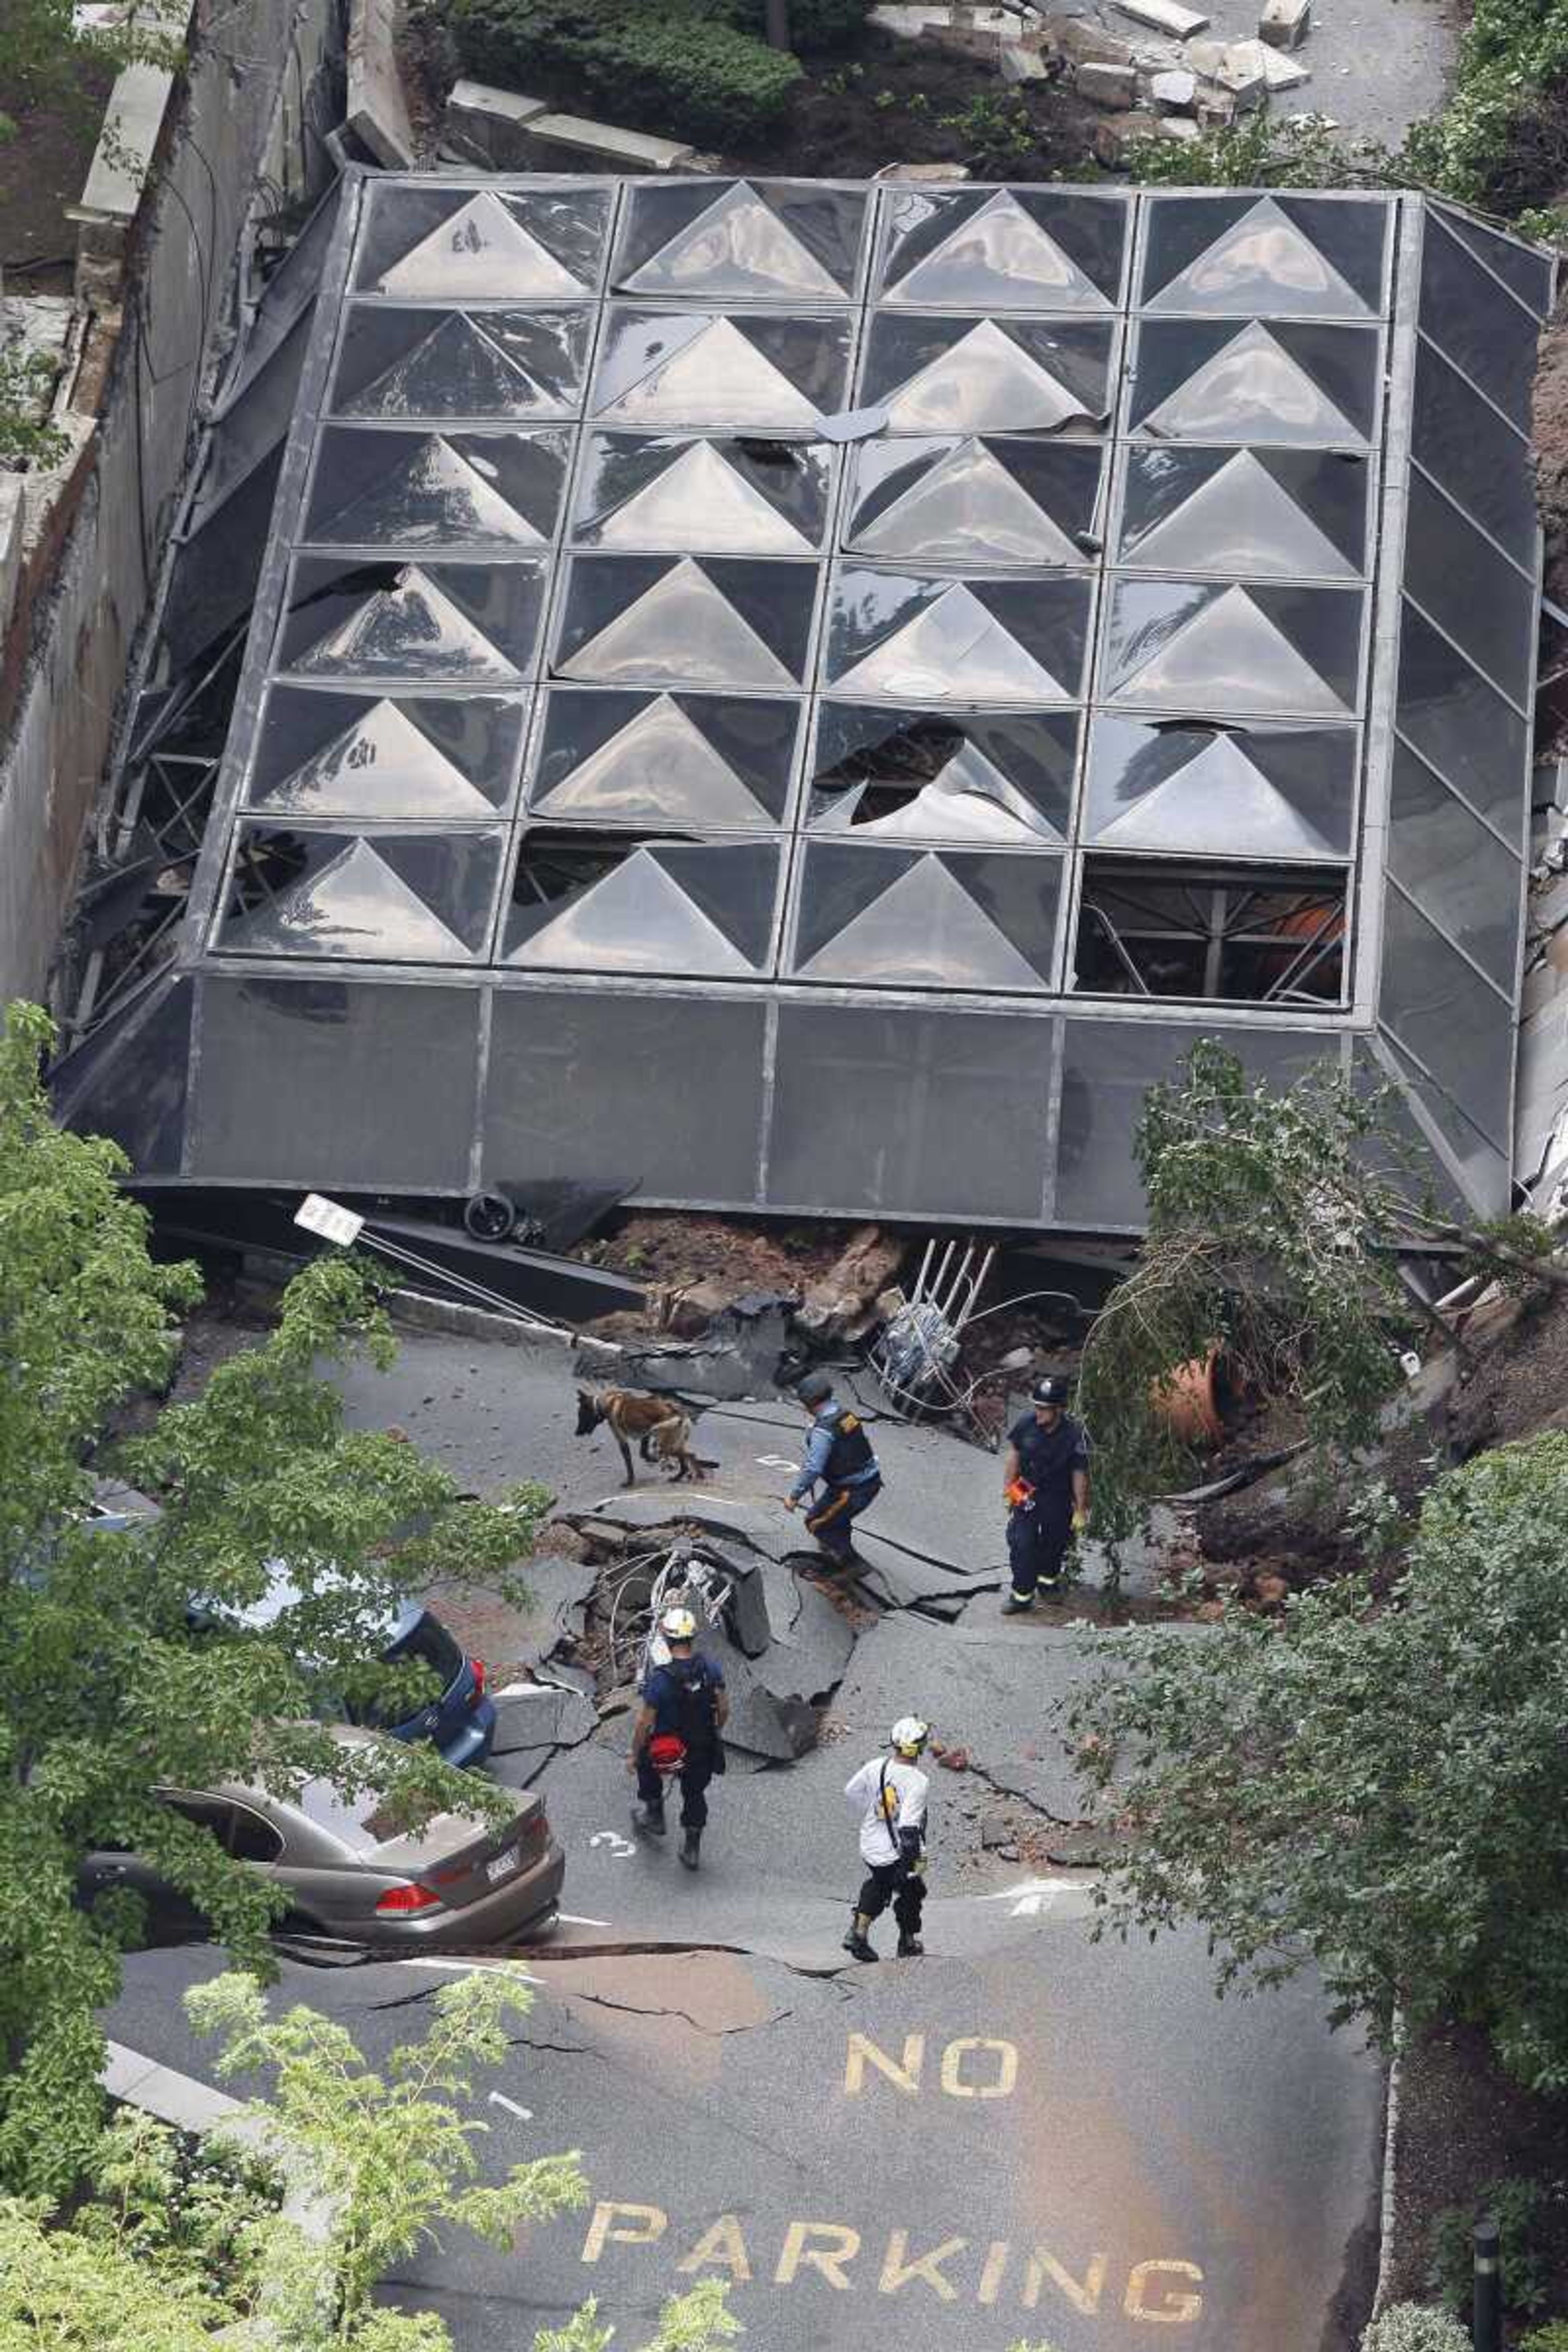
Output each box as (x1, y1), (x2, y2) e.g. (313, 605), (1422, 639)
(0, 1970), (739, 2352)
(1070, 1432), (1568, 2092)
(0, 1000), (548, 2194)
(1075, 1041), (1562, 1536)
(0, 0), (183, 142)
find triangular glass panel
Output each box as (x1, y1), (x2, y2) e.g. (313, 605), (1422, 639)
(819, 740), (1054, 845)
(1140, 321), (1361, 444)
(836, 584), (1071, 704)
(508, 849), (753, 975)
(343, 314), (565, 422)
(320, 436), (546, 548)
(272, 699), (496, 818)
(591, 441), (811, 555)
(229, 838), (470, 959)
(801, 854), (1044, 989)
(889, 192), (1111, 312)
(883, 320), (1092, 434)
(560, 559), (795, 690)
(1095, 731), (1341, 854)
(378, 192), (584, 300)
(851, 439), (1082, 567)
(599, 316), (821, 430)
(292, 568), (519, 681)
(1147, 197), (1373, 318)
(1113, 586), (1350, 715)
(621, 182), (844, 301)
(1123, 450), (1358, 578)
(534, 695), (770, 826)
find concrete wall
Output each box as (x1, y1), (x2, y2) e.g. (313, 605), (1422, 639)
(0, 0), (342, 1007)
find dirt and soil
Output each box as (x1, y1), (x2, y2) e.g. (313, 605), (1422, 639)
(588, 1209), (867, 1295)
(0, 66), (114, 301)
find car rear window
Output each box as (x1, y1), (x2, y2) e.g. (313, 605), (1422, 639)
(383, 1609), (464, 1693)
(296, 1777), (397, 1853)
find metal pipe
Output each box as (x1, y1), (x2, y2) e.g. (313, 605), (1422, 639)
(1473, 2215), (1501, 2352)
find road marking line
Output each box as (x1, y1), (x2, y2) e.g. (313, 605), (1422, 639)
(975, 1878), (1083, 1918)
(557, 1912), (613, 1927)
(489, 2091), (533, 2120)
(397, 1956), (543, 1982)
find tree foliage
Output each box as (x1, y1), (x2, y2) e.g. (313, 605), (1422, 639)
(0, 1000), (548, 2195)
(0, 0), (182, 142)
(1071, 1432), (1568, 2091)
(1076, 1042), (1561, 1535)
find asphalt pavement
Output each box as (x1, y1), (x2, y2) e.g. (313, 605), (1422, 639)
(106, 1316), (1385, 2352)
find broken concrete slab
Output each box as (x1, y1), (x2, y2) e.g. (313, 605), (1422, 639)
(1111, 0), (1208, 35)
(1260, 0), (1310, 43)
(1151, 67), (1197, 106)
(1076, 58), (1139, 104)
(1094, 107), (1160, 161)
(346, 0), (416, 168)
(1213, 36), (1270, 102)
(492, 1678), (598, 1762)
(443, 78), (551, 167)
(847, 1526), (1005, 1613)
(1259, 42), (1310, 85)
(1043, 14), (1136, 67)
(506, 1552), (599, 1665)
(1000, 39), (1049, 77)
(579, 1490), (791, 1562)
(526, 111), (697, 172)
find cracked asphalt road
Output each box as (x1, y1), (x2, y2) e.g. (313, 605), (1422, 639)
(105, 1321), (1384, 2351)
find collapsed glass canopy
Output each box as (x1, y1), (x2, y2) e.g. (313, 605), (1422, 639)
(60, 178), (1551, 1229)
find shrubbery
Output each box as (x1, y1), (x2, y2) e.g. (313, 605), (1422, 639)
(441, 0), (806, 148)
(710, 0), (872, 50)
(1358, 2306), (1471, 2352)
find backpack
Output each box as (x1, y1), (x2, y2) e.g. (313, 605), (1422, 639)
(647, 1659), (720, 1775)
(824, 1408), (874, 1484)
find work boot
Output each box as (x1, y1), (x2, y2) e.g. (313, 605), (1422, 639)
(842, 1911), (877, 1963)
(679, 1828), (702, 1871)
(896, 1933), (924, 1958)
(631, 1801), (666, 1838)
(1002, 1588), (1035, 1615)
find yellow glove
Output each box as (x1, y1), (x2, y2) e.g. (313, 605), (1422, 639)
(1071, 1508), (1089, 1534)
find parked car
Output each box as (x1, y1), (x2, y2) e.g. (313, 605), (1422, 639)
(78, 1727), (564, 1949)
(200, 1566), (498, 1771)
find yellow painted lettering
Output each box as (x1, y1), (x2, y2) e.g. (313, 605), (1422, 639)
(677, 2215), (752, 2282)
(978, 2240), (1010, 2305)
(775, 2221), (861, 2288)
(939, 2036), (1018, 2100)
(1022, 2249), (1108, 2314)
(878, 2230), (968, 2301)
(580, 2202), (667, 2265)
(844, 2031), (925, 2097)
(1126, 2260), (1205, 2323)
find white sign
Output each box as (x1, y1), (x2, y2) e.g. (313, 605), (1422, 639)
(294, 1193), (365, 1247)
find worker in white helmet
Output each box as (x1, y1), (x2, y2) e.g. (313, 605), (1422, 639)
(628, 1605), (729, 1871)
(842, 1717), (931, 1962)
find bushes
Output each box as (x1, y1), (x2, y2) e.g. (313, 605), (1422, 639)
(1426, 2176), (1551, 2318)
(1358, 2306), (1471, 2352)
(716, 0), (874, 49)
(441, 0), (806, 148)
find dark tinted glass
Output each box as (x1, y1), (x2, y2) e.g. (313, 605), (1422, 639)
(1401, 472), (1535, 706)
(1410, 343), (1538, 557)
(1376, 885), (1514, 1145)
(1418, 216), (1541, 430)
(1394, 604), (1529, 844)
(1388, 741), (1523, 992)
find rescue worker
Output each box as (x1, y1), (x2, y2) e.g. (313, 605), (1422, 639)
(628, 1605), (729, 1871)
(1001, 1373), (1090, 1612)
(784, 1369), (882, 1567)
(842, 1717), (931, 1962)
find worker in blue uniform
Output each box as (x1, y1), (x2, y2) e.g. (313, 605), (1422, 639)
(1001, 1373), (1089, 1610)
(784, 1369), (882, 1567)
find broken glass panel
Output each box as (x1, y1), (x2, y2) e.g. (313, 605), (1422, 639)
(592, 309), (853, 431)
(355, 183), (612, 301)
(243, 687), (528, 818)
(1103, 580), (1362, 717)
(1429, 203), (1555, 317)
(767, 1003), (1054, 1219)
(1387, 739), (1523, 993)
(188, 307), (314, 536)
(51, 972), (192, 1175)
(858, 313), (1116, 436)
(572, 434), (832, 555)
(1117, 445), (1368, 579)
(1418, 215), (1542, 430)
(304, 428), (570, 550)
(219, 180), (340, 407)
(612, 178), (867, 302)
(1394, 602), (1530, 846)
(1073, 862), (1346, 1003)
(876, 186), (1127, 313)
(189, 976), (481, 1187)
(216, 825), (506, 961)
(844, 437), (1103, 568)
(528, 688), (798, 827)
(331, 307), (594, 423)
(1140, 193), (1388, 319)
(552, 555), (816, 690)
(825, 569), (1091, 704)
(277, 558), (546, 684)
(1129, 318), (1379, 445)
(1401, 470), (1535, 707)
(485, 988), (766, 1204)
(503, 833), (780, 974)
(1083, 717), (1356, 856)
(1410, 342), (1538, 559)
(808, 704), (1078, 843)
(1375, 1025), (1512, 1217)
(1378, 882), (1515, 1144)
(790, 843), (1060, 989)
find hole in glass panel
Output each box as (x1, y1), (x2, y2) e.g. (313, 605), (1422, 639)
(1073, 858), (1347, 1004)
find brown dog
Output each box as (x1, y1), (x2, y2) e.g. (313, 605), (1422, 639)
(575, 1386), (709, 1486)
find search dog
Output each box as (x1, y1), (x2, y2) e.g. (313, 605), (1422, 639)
(575, 1385), (711, 1487)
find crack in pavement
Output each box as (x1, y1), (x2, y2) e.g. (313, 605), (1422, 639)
(557, 1987), (793, 2038)
(504, 2035), (597, 2058)
(953, 1751), (1094, 1832)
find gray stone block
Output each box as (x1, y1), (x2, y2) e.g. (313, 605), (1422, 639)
(443, 78), (551, 167)
(526, 111), (697, 172)
(1094, 106), (1160, 161)
(1047, 14), (1136, 66)
(1076, 58), (1140, 104)
(1111, 0), (1208, 36)
(1000, 40), (1049, 77)
(1259, 0), (1310, 44)
(1259, 42), (1310, 85)
(346, 0), (416, 168)
(1151, 67), (1197, 107)
(492, 1679), (598, 1760)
